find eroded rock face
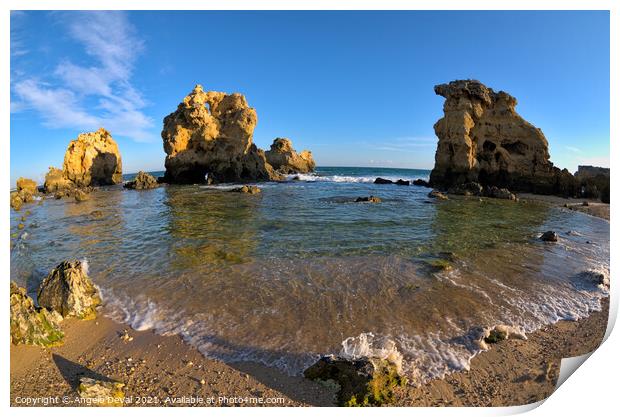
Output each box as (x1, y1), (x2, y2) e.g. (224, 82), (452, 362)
(124, 171), (159, 190)
(44, 167), (75, 193)
(10, 282), (64, 347)
(265, 138), (316, 174)
(430, 80), (576, 195)
(37, 260), (101, 319)
(162, 85), (279, 184)
(63, 128), (123, 187)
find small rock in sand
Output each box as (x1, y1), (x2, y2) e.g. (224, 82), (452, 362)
(78, 377), (125, 407)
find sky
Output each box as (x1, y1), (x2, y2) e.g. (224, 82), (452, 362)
(10, 10), (610, 184)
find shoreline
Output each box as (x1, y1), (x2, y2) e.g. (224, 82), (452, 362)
(518, 192), (609, 221)
(11, 298), (609, 407)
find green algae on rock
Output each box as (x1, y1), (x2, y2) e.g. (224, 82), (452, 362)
(10, 282), (64, 347)
(78, 377), (126, 407)
(37, 260), (102, 320)
(303, 356), (407, 407)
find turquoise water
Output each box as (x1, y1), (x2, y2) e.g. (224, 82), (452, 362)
(10, 167), (609, 383)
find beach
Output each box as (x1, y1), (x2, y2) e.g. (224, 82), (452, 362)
(10, 298), (609, 407)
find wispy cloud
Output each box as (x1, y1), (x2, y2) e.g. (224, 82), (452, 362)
(566, 146), (582, 153)
(11, 11), (155, 142)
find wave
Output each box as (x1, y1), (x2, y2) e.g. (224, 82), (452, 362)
(284, 173), (429, 183)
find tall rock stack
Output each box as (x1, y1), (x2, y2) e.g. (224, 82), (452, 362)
(429, 80), (576, 195)
(265, 138), (316, 174)
(161, 85), (279, 184)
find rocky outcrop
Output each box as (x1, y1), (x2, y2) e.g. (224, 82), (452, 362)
(412, 179), (430, 187)
(430, 80), (577, 195)
(304, 355), (406, 406)
(124, 171), (159, 190)
(63, 128), (123, 187)
(229, 185), (261, 194)
(10, 282), (64, 347)
(11, 177), (39, 211)
(37, 260), (101, 320)
(373, 178), (410, 185)
(540, 231), (558, 242)
(264, 138), (316, 174)
(161, 85), (279, 184)
(574, 165), (610, 203)
(44, 167), (75, 193)
(428, 190), (448, 200)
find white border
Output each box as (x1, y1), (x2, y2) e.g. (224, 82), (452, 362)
(2, 2), (616, 416)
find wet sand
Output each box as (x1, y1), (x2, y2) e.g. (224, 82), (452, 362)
(10, 298), (609, 407)
(518, 193), (609, 221)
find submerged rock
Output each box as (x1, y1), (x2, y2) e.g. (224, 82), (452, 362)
(304, 355), (406, 406)
(428, 190), (448, 200)
(37, 260), (101, 319)
(124, 171), (159, 190)
(161, 85), (279, 184)
(540, 231), (558, 242)
(10, 282), (64, 347)
(355, 196), (382, 203)
(430, 79), (577, 196)
(78, 377), (125, 407)
(63, 128), (123, 187)
(265, 138), (315, 174)
(74, 189), (90, 202)
(229, 185), (261, 194)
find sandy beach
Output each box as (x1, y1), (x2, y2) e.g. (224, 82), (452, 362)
(10, 296), (609, 407)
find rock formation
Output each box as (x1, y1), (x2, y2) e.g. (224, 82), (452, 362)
(430, 80), (577, 195)
(11, 177), (39, 211)
(265, 138), (316, 174)
(229, 185), (261, 194)
(78, 377), (125, 407)
(304, 355), (406, 406)
(574, 165), (610, 203)
(63, 128), (123, 186)
(10, 282), (64, 347)
(37, 260), (101, 320)
(355, 196), (381, 203)
(44, 167), (75, 193)
(161, 85), (279, 184)
(124, 171), (159, 190)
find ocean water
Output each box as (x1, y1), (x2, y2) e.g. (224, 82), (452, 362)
(10, 167), (609, 384)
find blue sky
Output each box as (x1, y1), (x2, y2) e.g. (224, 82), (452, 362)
(10, 10), (610, 184)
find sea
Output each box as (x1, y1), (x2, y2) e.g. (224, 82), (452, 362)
(10, 166), (610, 384)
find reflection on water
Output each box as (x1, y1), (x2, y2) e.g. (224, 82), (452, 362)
(10, 176), (610, 383)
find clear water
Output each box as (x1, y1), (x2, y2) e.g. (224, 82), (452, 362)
(10, 167), (609, 384)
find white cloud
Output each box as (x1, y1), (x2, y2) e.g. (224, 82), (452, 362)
(566, 146), (582, 153)
(11, 11), (155, 142)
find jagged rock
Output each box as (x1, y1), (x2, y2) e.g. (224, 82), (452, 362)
(355, 196), (381, 203)
(63, 128), (123, 187)
(428, 190), (448, 200)
(265, 138), (315, 174)
(304, 355), (406, 406)
(16, 177), (38, 195)
(412, 179), (429, 187)
(229, 185), (261, 194)
(37, 260), (101, 319)
(124, 171), (159, 190)
(374, 178), (393, 184)
(78, 377), (125, 407)
(430, 80), (577, 195)
(161, 85), (280, 184)
(540, 231), (558, 242)
(448, 182), (484, 196)
(484, 185), (517, 200)
(10, 192), (23, 211)
(44, 167), (75, 194)
(10, 281), (64, 347)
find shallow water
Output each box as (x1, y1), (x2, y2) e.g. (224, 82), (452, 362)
(10, 167), (609, 383)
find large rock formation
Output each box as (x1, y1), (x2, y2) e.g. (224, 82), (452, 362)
(37, 260), (101, 320)
(161, 85), (279, 183)
(10, 177), (39, 211)
(10, 282), (64, 347)
(63, 128), (123, 187)
(429, 80), (576, 195)
(265, 138), (316, 174)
